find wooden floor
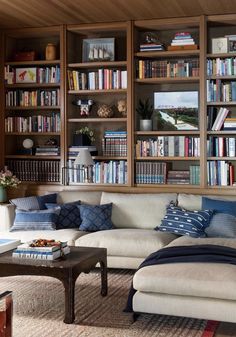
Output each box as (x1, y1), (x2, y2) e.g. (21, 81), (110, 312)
(216, 322), (236, 336)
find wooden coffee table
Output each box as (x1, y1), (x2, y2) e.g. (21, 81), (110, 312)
(0, 246), (107, 324)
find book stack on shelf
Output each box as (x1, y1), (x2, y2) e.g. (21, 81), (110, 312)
(223, 118), (236, 130)
(102, 130), (127, 156)
(12, 239), (70, 260)
(6, 89), (60, 107)
(167, 32), (198, 51)
(207, 161), (234, 186)
(135, 136), (200, 157)
(167, 170), (190, 184)
(139, 39), (165, 52)
(35, 145), (60, 156)
(68, 145), (98, 159)
(207, 57), (236, 77)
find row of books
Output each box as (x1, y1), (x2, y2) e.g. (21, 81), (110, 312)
(207, 57), (236, 76)
(207, 137), (236, 157)
(13, 240), (70, 260)
(206, 79), (236, 102)
(5, 113), (61, 132)
(5, 65), (60, 84)
(66, 159), (127, 184)
(207, 160), (234, 186)
(135, 136), (200, 157)
(135, 161), (169, 184)
(6, 159), (60, 182)
(6, 89), (60, 107)
(167, 167), (200, 185)
(138, 59), (199, 79)
(67, 69), (127, 91)
(207, 107), (230, 131)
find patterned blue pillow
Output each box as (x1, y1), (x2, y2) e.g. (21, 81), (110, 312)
(78, 203), (113, 232)
(45, 201), (81, 229)
(157, 205), (213, 238)
(10, 208), (60, 232)
(10, 193), (58, 210)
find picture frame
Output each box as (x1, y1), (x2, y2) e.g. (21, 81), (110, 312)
(228, 36), (236, 53)
(82, 38), (115, 62)
(15, 67), (37, 83)
(211, 37), (228, 54)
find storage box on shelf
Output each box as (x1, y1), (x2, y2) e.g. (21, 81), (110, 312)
(3, 26), (63, 184)
(65, 22), (131, 186)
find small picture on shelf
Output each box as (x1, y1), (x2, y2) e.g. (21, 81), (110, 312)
(15, 67), (37, 83)
(154, 91), (199, 131)
(227, 35), (236, 53)
(211, 37), (228, 54)
(82, 38), (115, 62)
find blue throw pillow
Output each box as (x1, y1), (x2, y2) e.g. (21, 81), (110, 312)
(45, 200), (81, 229)
(157, 204), (213, 238)
(202, 197), (236, 217)
(205, 213), (236, 238)
(78, 203), (113, 232)
(10, 208), (60, 232)
(10, 193), (58, 210)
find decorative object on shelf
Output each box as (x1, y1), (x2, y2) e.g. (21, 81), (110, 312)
(212, 37), (228, 54)
(0, 167), (21, 202)
(14, 51), (36, 61)
(15, 67), (37, 83)
(45, 138), (58, 146)
(168, 32), (198, 51)
(22, 138), (34, 155)
(74, 148), (94, 183)
(72, 99), (94, 116)
(97, 104), (114, 118)
(227, 35), (236, 53)
(82, 38), (115, 62)
(73, 127), (95, 146)
(140, 32), (165, 51)
(136, 98), (153, 131)
(117, 99), (127, 117)
(45, 43), (56, 61)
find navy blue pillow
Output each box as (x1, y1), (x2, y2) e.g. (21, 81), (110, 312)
(202, 197), (236, 217)
(157, 204), (213, 238)
(37, 193), (58, 209)
(45, 200), (81, 229)
(78, 203), (113, 232)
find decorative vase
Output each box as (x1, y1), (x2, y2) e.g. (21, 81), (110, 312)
(45, 43), (56, 61)
(140, 119), (152, 131)
(0, 187), (7, 203)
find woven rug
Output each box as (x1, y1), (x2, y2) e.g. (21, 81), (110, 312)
(0, 270), (219, 337)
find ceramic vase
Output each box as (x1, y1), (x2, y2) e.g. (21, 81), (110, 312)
(140, 119), (152, 131)
(0, 186), (7, 203)
(45, 43), (56, 61)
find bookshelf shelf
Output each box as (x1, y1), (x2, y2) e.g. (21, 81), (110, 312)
(68, 61), (127, 68)
(135, 157), (200, 161)
(5, 60), (60, 66)
(135, 131), (200, 135)
(5, 83), (60, 88)
(5, 106), (60, 110)
(207, 157), (236, 160)
(5, 155), (61, 159)
(68, 89), (127, 94)
(68, 118), (127, 123)
(135, 50), (200, 58)
(207, 102), (236, 106)
(5, 132), (61, 136)
(135, 77), (200, 84)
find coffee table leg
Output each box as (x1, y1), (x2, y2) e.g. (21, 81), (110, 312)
(62, 274), (76, 324)
(99, 260), (107, 296)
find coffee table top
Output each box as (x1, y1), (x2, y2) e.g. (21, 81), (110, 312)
(0, 246), (107, 270)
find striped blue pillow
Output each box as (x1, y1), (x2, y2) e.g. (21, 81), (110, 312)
(10, 193), (58, 211)
(157, 205), (213, 238)
(10, 208), (60, 232)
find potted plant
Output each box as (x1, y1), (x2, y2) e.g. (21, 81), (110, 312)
(0, 167), (21, 202)
(73, 126), (95, 146)
(136, 98), (153, 131)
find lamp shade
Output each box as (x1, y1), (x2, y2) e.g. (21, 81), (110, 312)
(74, 148), (94, 166)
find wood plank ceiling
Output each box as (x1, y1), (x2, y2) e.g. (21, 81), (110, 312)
(0, 0), (236, 28)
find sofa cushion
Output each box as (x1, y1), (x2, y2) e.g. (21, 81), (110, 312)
(205, 213), (236, 238)
(202, 197), (236, 216)
(100, 192), (177, 229)
(75, 228), (177, 258)
(133, 236), (236, 301)
(178, 193), (236, 211)
(45, 201), (81, 229)
(10, 208), (60, 232)
(158, 205), (213, 238)
(10, 193), (58, 210)
(57, 190), (102, 205)
(78, 203), (113, 232)
(0, 229), (88, 246)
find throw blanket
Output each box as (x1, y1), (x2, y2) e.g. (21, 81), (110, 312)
(124, 244), (236, 312)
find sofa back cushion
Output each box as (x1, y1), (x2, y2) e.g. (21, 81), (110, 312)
(100, 192), (177, 229)
(57, 191), (102, 205)
(178, 193), (236, 211)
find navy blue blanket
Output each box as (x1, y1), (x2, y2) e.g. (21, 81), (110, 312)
(124, 244), (236, 312)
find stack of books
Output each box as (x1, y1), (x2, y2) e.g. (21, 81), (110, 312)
(12, 239), (70, 260)
(35, 145), (60, 156)
(223, 118), (236, 130)
(167, 170), (190, 184)
(168, 32), (197, 51)
(139, 42), (165, 52)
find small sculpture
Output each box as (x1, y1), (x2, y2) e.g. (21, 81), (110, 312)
(117, 99), (127, 117)
(72, 99), (93, 116)
(97, 104), (113, 118)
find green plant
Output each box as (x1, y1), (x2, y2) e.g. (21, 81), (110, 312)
(74, 126), (95, 142)
(136, 98), (153, 119)
(0, 167), (21, 188)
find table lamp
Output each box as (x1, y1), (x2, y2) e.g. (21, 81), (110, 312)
(74, 148), (94, 183)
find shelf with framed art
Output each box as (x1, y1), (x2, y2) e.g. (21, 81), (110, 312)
(65, 22), (132, 186)
(206, 15), (236, 188)
(133, 16), (202, 187)
(2, 26), (64, 184)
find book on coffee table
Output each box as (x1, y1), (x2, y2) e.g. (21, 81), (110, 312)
(0, 239), (21, 254)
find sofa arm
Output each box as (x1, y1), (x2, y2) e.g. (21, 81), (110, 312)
(0, 204), (16, 231)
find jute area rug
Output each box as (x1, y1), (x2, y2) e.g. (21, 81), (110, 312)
(0, 269), (218, 337)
